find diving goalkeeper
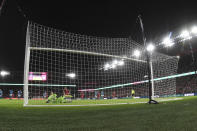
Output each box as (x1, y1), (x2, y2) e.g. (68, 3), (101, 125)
(46, 92), (57, 103)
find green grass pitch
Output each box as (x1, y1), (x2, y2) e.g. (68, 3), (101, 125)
(27, 97), (183, 105)
(0, 96), (197, 131)
(28, 98), (150, 105)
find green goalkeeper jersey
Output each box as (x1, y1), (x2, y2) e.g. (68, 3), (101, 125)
(47, 94), (57, 102)
(57, 96), (66, 103)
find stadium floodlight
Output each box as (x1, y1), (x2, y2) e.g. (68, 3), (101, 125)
(146, 44), (155, 52)
(66, 73), (76, 78)
(111, 64), (117, 69)
(180, 30), (190, 38)
(191, 26), (197, 35)
(0, 70), (10, 77)
(112, 60), (118, 65)
(162, 37), (174, 47)
(180, 30), (191, 40)
(104, 63), (110, 70)
(133, 50), (141, 57)
(144, 75), (148, 78)
(117, 60), (124, 66)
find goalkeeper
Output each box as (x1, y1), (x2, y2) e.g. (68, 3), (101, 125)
(46, 92), (57, 103)
(57, 95), (66, 103)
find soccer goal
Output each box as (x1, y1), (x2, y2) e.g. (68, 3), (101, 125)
(23, 21), (179, 106)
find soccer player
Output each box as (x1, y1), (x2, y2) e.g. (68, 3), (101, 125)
(95, 91), (98, 99)
(0, 89), (3, 98)
(131, 89), (135, 98)
(112, 91), (116, 98)
(57, 95), (66, 103)
(46, 92), (57, 103)
(97, 91), (100, 99)
(80, 91), (84, 99)
(17, 90), (22, 99)
(9, 89), (13, 99)
(101, 91), (104, 99)
(43, 91), (48, 99)
(63, 87), (70, 95)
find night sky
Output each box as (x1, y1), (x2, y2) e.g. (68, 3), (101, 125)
(0, 0), (197, 71)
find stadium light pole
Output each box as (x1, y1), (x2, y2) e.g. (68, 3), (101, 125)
(138, 15), (158, 104)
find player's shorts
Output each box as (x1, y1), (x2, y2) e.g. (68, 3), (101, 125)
(9, 94), (13, 97)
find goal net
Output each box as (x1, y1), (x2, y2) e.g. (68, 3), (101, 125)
(23, 21), (179, 106)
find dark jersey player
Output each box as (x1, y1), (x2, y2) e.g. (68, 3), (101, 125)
(17, 90), (22, 99)
(64, 87), (70, 95)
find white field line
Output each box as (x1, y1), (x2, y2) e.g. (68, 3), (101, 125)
(156, 97), (183, 102)
(24, 97), (183, 107)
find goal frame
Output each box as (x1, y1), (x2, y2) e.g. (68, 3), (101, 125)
(23, 22), (30, 106)
(23, 21), (178, 106)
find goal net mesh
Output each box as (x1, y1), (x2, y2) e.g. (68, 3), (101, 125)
(24, 22), (179, 105)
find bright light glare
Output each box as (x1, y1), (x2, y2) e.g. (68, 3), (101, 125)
(117, 60), (124, 66)
(0, 70), (10, 77)
(146, 44), (155, 52)
(112, 60), (118, 65)
(133, 50), (140, 57)
(111, 64), (116, 69)
(104, 60), (124, 70)
(104, 63), (110, 70)
(144, 75), (148, 78)
(66, 73), (76, 78)
(191, 26), (197, 34)
(180, 30), (190, 38)
(162, 37), (174, 47)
